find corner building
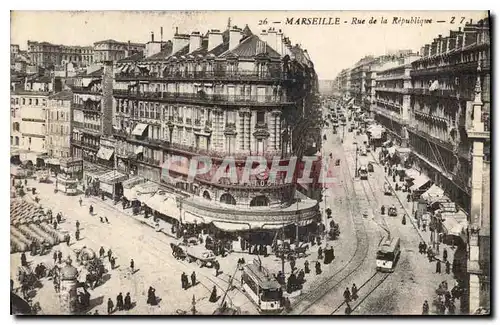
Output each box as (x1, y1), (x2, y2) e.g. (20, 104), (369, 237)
(112, 24), (320, 237)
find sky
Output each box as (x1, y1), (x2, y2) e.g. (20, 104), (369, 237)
(11, 10), (489, 80)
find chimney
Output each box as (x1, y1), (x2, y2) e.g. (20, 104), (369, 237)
(267, 27), (277, 52)
(189, 31), (202, 53)
(260, 30), (268, 48)
(207, 29), (223, 51)
(276, 29), (284, 56)
(172, 32), (190, 54)
(151, 32), (154, 43)
(229, 27), (242, 50)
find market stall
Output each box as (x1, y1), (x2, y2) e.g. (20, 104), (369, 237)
(98, 170), (128, 199)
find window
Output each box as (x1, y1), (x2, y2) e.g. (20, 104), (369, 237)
(22, 98), (25, 105)
(257, 111), (266, 124)
(226, 111), (236, 124)
(15, 136), (19, 146)
(10, 136), (13, 145)
(220, 193), (236, 205)
(29, 99), (32, 105)
(35, 99), (39, 106)
(250, 195), (270, 207)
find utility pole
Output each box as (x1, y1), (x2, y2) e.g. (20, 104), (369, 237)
(354, 142), (359, 178)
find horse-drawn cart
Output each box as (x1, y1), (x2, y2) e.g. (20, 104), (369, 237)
(170, 241), (216, 268)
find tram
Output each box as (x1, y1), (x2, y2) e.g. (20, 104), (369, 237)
(241, 260), (283, 313)
(376, 236), (401, 272)
(359, 165), (369, 180)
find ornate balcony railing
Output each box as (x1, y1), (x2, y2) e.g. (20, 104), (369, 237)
(73, 121), (101, 135)
(72, 103), (101, 113)
(113, 90), (294, 106)
(255, 122), (268, 129)
(194, 119), (202, 126)
(411, 58), (490, 77)
(71, 139), (99, 151)
(185, 118), (192, 125)
(374, 87), (409, 94)
(115, 70), (292, 82)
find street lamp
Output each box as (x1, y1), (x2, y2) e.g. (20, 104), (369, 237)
(353, 141), (359, 178)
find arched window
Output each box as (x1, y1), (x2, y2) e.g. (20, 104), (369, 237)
(220, 193), (236, 205)
(203, 190), (211, 200)
(250, 195), (270, 207)
(15, 136), (19, 146)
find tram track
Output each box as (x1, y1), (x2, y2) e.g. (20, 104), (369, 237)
(285, 136), (371, 315)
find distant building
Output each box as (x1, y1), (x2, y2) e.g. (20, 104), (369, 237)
(93, 39), (145, 63)
(46, 90), (73, 158)
(27, 41), (94, 68)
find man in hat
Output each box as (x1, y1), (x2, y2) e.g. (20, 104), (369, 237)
(107, 297), (114, 314)
(116, 292), (124, 311)
(436, 260), (442, 274)
(124, 292), (132, 310)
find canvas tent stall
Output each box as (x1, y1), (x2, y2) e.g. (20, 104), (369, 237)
(98, 170), (128, 198)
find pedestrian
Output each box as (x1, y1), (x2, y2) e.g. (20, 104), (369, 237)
(209, 285), (218, 303)
(417, 218), (421, 230)
(21, 252), (27, 267)
(130, 259), (135, 273)
(448, 301), (455, 315)
(65, 233), (71, 246)
(318, 246), (323, 260)
(381, 205), (385, 215)
(422, 300), (429, 315)
(181, 272), (187, 290)
(107, 249), (113, 261)
(105, 217), (109, 224)
(351, 283), (358, 300)
(93, 310), (99, 315)
(402, 214), (407, 225)
(116, 292), (124, 311)
(392, 175), (396, 183)
(443, 248), (448, 262)
(53, 220), (58, 230)
(53, 251), (58, 263)
(100, 217), (104, 223)
(57, 213), (62, 224)
(315, 261), (322, 275)
(445, 260), (451, 274)
(124, 292), (132, 310)
(57, 251), (62, 264)
(110, 256), (116, 270)
(75, 229), (80, 241)
(407, 193), (411, 202)
(214, 260), (220, 277)
(79, 197), (83, 206)
(89, 205), (93, 215)
(436, 260), (442, 274)
(76, 220), (80, 231)
(290, 257), (296, 272)
(418, 242), (423, 254)
(343, 287), (351, 303)
(191, 271), (196, 287)
(107, 298), (114, 314)
(99, 246), (105, 258)
(147, 287), (154, 305)
(304, 260), (310, 274)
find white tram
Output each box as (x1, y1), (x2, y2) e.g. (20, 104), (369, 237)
(376, 236), (401, 272)
(241, 260), (283, 313)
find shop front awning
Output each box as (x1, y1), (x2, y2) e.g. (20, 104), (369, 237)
(123, 176), (145, 189)
(421, 184), (445, 202)
(212, 221), (251, 232)
(144, 190), (180, 220)
(97, 147), (114, 161)
(441, 210), (468, 237)
(99, 170), (128, 184)
(184, 212), (208, 225)
(132, 123), (149, 136)
(410, 174), (431, 191)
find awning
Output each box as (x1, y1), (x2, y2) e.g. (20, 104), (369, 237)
(441, 210), (468, 237)
(96, 147), (114, 160)
(212, 221), (251, 232)
(132, 123), (149, 136)
(144, 190), (180, 220)
(421, 184), (445, 202)
(123, 176), (145, 189)
(183, 212), (207, 225)
(124, 181), (158, 201)
(410, 174), (431, 191)
(135, 146), (144, 155)
(99, 170), (128, 184)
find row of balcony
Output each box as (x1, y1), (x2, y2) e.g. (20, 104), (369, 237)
(73, 121), (101, 135)
(114, 133), (291, 161)
(113, 90), (294, 106)
(72, 87), (103, 95)
(376, 98), (403, 110)
(411, 58), (490, 77)
(72, 103), (102, 114)
(413, 110), (451, 125)
(374, 87), (409, 94)
(376, 74), (410, 81)
(407, 125), (455, 153)
(115, 70), (293, 82)
(71, 139), (99, 151)
(408, 88), (475, 101)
